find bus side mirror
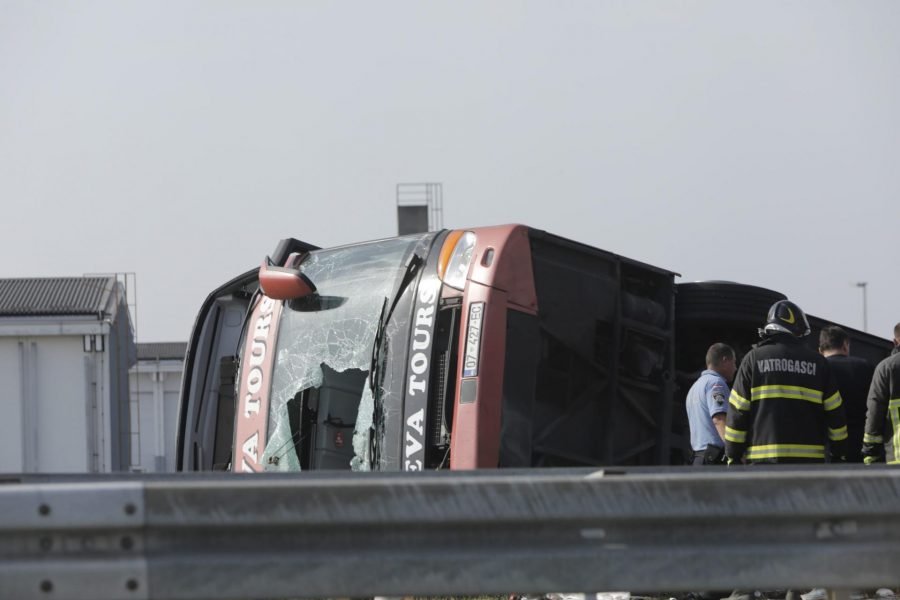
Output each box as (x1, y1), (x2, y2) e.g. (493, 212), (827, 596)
(259, 252), (317, 300)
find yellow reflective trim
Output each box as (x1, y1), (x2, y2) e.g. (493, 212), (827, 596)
(889, 398), (900, 409)
(752, 384), (821, 395)
(750, 385), (823, 405)
(893, 408), (900, 465)
(824, 392), (843, 411)
(828, 426), (848, 441)
(753, 392), (823, 404)
(864, 456), (878, 465)
(747, 450), (825, 459)
(745, 444), (825, 460)
(724, 426), (746, 443)
(863, 433), (883, 444)
(729, 390), (750, 411)
(747, 443), (825, 451)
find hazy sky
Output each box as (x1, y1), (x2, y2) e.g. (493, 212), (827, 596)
(2, 1), (898, 343)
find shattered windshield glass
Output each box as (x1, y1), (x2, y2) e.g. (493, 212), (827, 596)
(260, 234), (430, 472)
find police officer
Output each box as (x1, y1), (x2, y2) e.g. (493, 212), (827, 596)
(861, 322), (900, 464)
(686, 343), (737, 465)
(818, 325), (875, 462)
(725, 300), (848, 464)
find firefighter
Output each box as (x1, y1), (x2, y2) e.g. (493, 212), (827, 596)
(725, 300), (848, 464)
(861, 322), (900, 464)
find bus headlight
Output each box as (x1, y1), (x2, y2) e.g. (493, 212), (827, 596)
(438, 231), (476, 290)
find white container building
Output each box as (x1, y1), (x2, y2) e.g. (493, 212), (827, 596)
(0, 277), (135, 473)
(128, 342), (187, 472)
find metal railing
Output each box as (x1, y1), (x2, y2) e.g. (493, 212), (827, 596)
(2, 466), (899, 600)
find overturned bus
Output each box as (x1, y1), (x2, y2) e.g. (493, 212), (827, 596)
(176, 225), (892, 473)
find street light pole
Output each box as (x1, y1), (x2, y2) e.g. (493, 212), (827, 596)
(856, 282), (868, 332)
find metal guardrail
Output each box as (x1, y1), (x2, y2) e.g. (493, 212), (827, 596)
(1, 467), (900, 600)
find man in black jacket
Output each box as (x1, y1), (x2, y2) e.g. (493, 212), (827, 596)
(861, 322), (900, 464)
(819, 325), (875, 462)
(725, 300), (848, 464)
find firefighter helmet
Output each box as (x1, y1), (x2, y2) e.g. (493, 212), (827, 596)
(762, 300), (811, 338)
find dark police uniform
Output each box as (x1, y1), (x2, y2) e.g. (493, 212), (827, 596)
(861, 347), (900, 464)
(826, 354), (875, 462)
(725, 333), (848, 464)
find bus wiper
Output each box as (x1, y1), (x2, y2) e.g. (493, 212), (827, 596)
(369, 253), (424, 399)
(370, 297), (388, 397)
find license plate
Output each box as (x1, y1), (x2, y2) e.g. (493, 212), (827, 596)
(463, 302), (484, 378)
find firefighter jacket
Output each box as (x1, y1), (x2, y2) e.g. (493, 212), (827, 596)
(861, 347), (900, 464)
(725, 334), (847, 463)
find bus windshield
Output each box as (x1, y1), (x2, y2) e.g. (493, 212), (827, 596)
(257, 233), (433, 472)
